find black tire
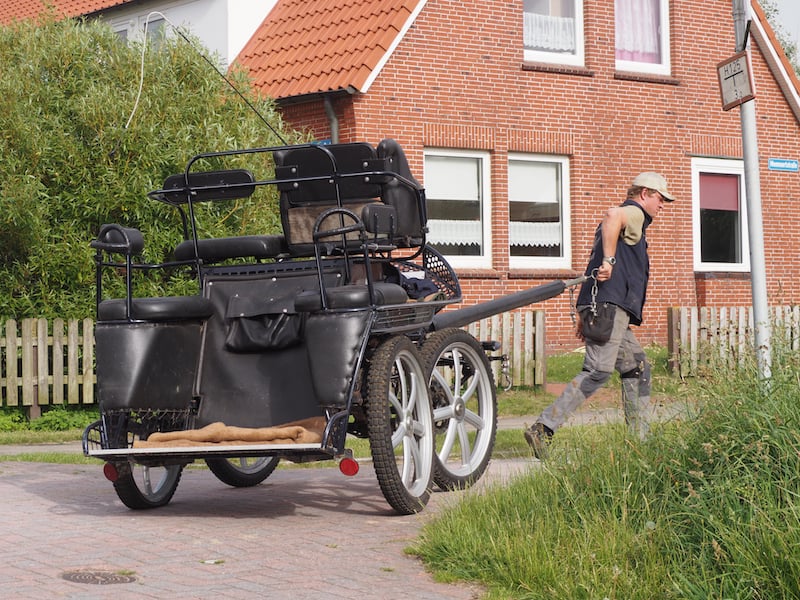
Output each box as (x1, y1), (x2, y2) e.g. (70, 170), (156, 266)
(421, 329), (497, 491)
(365, 336), (434, 515)
(205, 456), (280, 487)
(112, 463), (183, 509)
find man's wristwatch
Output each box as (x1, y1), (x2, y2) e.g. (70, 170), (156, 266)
(603, 256), (617, 265)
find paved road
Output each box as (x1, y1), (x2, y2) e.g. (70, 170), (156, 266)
(0, 455), (530, 599)
(0, 403), (687, 599)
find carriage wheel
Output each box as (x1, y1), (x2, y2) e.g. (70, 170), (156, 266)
(421, 329), (497, 491)
(112, 462), (183, 509)
(205, 456), (280, 487)
(366, 336), (434, 515)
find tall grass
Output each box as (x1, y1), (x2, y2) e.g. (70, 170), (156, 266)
(413, 343), (800, 599)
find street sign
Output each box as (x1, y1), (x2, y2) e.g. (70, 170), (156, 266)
(768, 158), (799, 172)
(717, 51), (755, 111)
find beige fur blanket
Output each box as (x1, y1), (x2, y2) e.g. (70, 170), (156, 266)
(133, 416), (325, 448)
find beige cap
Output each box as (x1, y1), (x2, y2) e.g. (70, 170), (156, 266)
(632, 172), (675, 201)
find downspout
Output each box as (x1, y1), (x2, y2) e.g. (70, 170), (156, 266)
(323, 95), (339, 144)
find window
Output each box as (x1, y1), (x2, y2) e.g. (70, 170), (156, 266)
(144, 17), (166, 44)
(691, 158), (749, 272)
(424, 149), (492, 269)
(523, 0), (585, 67)
(109, 15), (165, 45)
(508, 154), (571, 269)
(615, 0), (671, 75)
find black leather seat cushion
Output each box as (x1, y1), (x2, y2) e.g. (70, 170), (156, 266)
(98, 296), (214, 322)
(173, 235), (287, 263)
(294, 283), (408, 312)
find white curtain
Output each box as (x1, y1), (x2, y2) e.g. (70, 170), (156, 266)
(524, 12), (575, 52)
(510, 222), (562, 248)
(427, 220), (482, 246)
(615, 0), (661, 64)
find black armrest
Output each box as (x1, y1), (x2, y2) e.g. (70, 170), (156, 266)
(91, 224), (144, 256)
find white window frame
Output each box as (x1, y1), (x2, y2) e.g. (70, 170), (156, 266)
(423, 148), (492, 270)
(508, 153), (572, 270)
(523, 0), (585, 67)
(691, 157), (750, 273)
(615, 0), (671, 76)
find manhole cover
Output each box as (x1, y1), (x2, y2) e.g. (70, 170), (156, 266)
(61, 570), (136, 585)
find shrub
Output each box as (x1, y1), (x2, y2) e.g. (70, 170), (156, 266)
(0, 16), (303, 319)
(28, 407), (99, 432)
(0, 410), (26, 432)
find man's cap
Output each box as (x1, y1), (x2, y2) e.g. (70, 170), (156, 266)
(632, 172), (675, 202)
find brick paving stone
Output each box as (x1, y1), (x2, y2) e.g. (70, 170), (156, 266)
(0, 459), (512, 599)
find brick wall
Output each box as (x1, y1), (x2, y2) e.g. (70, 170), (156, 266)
(278, 0), (800, 352)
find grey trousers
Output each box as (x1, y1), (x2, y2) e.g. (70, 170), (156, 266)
(537, 307), (651, 439)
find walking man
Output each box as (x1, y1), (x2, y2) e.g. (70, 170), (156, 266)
(525, 172), (675, 458)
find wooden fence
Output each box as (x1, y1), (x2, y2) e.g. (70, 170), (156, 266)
(0, 311), (546, 414)
(667, 306), (800, 377)
(0, 318), (95, 416)
(465, 310), (547, 388)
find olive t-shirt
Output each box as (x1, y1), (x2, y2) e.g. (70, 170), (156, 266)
(621, 205), (645, 245)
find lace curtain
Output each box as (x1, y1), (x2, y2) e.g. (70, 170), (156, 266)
(523, 12), (575, 52)
(615, 0), (661, 63)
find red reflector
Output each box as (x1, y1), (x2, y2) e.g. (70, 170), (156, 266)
(339, 457), (359, 476)
(103, 462), (119, 482)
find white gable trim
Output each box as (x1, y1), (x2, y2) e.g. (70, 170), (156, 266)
(750, 1), (800, 124)
(359, 0), (429, 93)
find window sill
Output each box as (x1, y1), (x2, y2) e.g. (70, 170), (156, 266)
(455, 269), (505, 280)
(508, 269), (583, 280)
(614, 71), (680, 86)
(522, 62), (594, 77)
(693, 271), (751, 280)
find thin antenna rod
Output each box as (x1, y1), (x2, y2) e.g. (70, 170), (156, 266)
(169, 25), (288, 144)
(123, 11), (287, 145)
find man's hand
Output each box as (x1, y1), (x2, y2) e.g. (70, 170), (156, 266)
(596, 261), (613, 281)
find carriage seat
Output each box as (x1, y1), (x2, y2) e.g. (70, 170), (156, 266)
(294, 282), (408, 312)
(97, 296), (214, 322)
(91, 224), (214, 323)
(274, 143), (386, 257)
(173, 234), (288, 263)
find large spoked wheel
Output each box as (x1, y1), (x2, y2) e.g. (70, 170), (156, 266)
(421, 329), (497, 491)
(112, 462), (183, 509)
(205, 456), (280, 487)
(366, 336), (434, 515)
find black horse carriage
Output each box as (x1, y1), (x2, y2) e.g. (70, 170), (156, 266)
(82, 138), (580, 515)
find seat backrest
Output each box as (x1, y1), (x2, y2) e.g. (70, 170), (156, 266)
(154, 169), (256, 205)
(376, 139), (426, 247)
(274, 143), (384, 256)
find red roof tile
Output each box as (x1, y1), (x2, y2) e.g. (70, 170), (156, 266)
(236, 0), (427, 99)
(0, 0), (132, 24)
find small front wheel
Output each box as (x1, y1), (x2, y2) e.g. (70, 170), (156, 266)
(366, 336), (434, 515)
(205, 456), (280, 487)
(112, 463), (183, 509)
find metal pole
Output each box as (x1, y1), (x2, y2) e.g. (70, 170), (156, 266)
(733, 0), (771, 381)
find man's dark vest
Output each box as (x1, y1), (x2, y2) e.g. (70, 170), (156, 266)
(576, 199), (652, 325)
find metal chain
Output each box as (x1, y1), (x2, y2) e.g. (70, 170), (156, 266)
(589, 268), (599, 316)
(569, 271), (597, 326)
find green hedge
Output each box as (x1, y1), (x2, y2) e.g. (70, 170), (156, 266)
(0, 16), (303, 319)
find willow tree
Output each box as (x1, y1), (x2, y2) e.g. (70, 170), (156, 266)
(0, 16), (301, 318)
